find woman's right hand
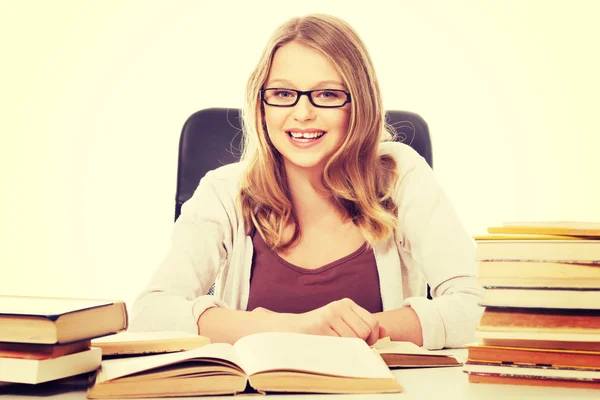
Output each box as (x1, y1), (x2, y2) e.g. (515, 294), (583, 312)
(293, 298), (383, 346)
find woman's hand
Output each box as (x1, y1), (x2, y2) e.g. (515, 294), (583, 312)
(296, 298), (384, 345)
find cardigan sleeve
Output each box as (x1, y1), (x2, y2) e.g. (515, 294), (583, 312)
(390, 144), (484, 349)
(128, 173), (231, 334)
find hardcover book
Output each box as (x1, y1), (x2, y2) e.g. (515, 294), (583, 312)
(475, 240), (600, 263)
(477, 307), (600, 333)
(480, 288), (600, 310)
(0, 340), (91, 360)
(0, 295), (128, 344)
(0, 347), (101, 384)
(488, 221), (600, 237)
(372, 337), (461, 367)
(467, 343), (600, 369)
(464, 361), (600, 384)
(477, 260), (600, 288)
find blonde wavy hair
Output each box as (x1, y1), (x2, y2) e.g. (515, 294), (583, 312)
(238, 14), (399, 251)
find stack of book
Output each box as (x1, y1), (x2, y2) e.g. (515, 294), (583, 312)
(0, 295), (128, 385)
(465, 221), (600, 389)
(0, 295), (462, 396)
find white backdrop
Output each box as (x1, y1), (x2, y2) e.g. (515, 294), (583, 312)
(2, 0), (599, 307)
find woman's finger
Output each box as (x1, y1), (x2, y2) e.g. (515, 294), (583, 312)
(330, 316), (359, 338)
(340, 308), (373, 341)
(350, 303), (380, 345)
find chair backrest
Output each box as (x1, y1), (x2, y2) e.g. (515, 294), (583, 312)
(175, 108), (432, 221)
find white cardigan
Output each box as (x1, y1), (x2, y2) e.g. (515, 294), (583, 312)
(129, 142), (484, 349)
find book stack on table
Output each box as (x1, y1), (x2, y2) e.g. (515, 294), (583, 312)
(0, 299), (464, 398)
(0, 296), (128, 385)
(465, 221), (600, 389)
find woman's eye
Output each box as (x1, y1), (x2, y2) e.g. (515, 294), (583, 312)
(275, 90), (294, 98)
(317, 91), (340, 99)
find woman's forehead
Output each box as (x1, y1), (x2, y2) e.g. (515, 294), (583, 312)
(266, 42), (345, 89)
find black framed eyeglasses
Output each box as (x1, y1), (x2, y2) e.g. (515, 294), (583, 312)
(260, 88), (351, 108)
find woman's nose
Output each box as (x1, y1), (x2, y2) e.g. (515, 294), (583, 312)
(292, 94), (316, 121)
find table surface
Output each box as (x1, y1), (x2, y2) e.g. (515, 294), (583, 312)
(1, 350), (599, 399)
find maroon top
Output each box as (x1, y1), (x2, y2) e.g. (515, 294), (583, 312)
(246, 230), (383, 314)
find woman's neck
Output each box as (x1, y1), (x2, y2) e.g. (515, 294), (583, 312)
(284, 162), (338, 224)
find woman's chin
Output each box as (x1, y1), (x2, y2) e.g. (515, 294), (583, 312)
(282, 154), (327, 172)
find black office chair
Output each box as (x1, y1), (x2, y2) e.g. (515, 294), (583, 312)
(175, 107), (433, 298)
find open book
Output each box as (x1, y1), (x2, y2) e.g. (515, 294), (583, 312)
(87, 332), (401, 398)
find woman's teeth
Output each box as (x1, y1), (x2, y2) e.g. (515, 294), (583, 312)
(287, 131), (326, 141)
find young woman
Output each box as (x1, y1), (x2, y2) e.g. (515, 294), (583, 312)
(130, 14), (483, 349)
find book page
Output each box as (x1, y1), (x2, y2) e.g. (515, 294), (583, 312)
(372, 337), (426, 354)
(96, 343), (243, 383)
(234, 332), (393, 379)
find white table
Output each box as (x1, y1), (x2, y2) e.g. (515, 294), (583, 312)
(1, 351), (598, 399)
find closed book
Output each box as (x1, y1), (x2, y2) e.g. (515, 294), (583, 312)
(0, 295), (128, 344)
(372, 338), (461, 367)
(489, 221), (600, 237)
(91, 331), (210, 356)
(478, 307), (600, 333)
(474, 234), (586, 240)
(475, 240), (600, 263)
(0, 340), (90, 360)
(478, 338), (600, 352)
(0, 347), (102, 384)
(477, 260), (600, 288)
(467, 372), (600, 389)
(463, 360), (600, 381)
(480, 288), (600, 310)
(467, 344), (600, 369)
(87, 332), (401, 398)
(476, 329), (600, 344)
